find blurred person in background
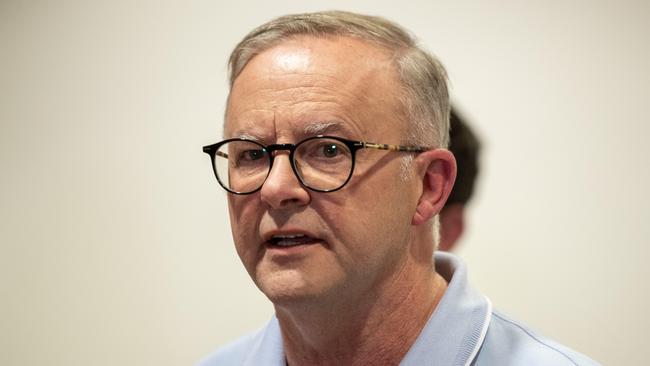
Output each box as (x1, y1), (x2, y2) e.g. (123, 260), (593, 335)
(439, 107), (481, 252)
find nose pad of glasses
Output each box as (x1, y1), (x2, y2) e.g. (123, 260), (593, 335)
(261, 153), (310, 206)
(265, 152), (303, 187)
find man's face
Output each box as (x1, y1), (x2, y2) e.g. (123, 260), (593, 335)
(224, 36), (423, 306)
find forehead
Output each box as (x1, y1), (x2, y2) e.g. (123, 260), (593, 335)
(224, 36), (407, 141)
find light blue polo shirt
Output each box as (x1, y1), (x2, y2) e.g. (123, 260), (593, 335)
(197, 252), (600, 365)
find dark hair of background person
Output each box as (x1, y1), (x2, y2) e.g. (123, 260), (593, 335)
(439, 107), (481, 251)
(447, 107), (480, 205)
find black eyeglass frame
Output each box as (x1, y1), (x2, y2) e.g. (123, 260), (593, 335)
(202, 135), (429, 194)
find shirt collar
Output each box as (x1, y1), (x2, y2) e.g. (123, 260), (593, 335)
(242, 252), (491, 366)
(401, 251), (491, 366)
(241, 316), (284, 366)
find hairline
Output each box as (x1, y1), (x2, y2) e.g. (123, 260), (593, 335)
(224, 11), (449, 149)
(224, 33), (412, 141)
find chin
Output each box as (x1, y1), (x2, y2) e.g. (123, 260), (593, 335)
(256, 269), (323, 306)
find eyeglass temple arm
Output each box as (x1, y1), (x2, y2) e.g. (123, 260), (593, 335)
(203, 146), (228, 158)
(361, 142), (427, 153)
(205, 141), (425, 157)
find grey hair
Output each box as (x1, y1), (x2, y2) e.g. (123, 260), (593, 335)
(226, 10), (450, 149)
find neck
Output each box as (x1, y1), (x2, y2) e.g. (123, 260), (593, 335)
(276, 253), (447, 366)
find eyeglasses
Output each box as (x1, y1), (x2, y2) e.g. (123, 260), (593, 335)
(202, 135), (428, 194)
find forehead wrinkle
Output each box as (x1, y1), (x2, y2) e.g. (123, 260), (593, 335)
(229, 88), (367, 138)
(278, 69), (399, 129)
(226, 114), (277, 141)
(227, 43), (400, 142)
(237, 69), (368, 103)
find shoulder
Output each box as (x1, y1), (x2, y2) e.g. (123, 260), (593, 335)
(195, 316), (285, 366)
(195, 331), (260, 366)
(475, 311), (600, 366)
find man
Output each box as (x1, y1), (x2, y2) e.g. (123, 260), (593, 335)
(200, 11), (599, 365)
(439, 108), (481, 252)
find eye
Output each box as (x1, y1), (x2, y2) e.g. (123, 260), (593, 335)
(297, 138), (350, 163)
(321, 143), (340, 158)
(241, 149), (265, 161)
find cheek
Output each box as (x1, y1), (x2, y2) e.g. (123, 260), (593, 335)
(228, 195), (258, 227)
(325, 180), (412, 253)
(227, 196), (261, 263)
(354, 178), (416, 242)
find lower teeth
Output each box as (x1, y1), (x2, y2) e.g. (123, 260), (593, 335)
(275, 240), (300, 247)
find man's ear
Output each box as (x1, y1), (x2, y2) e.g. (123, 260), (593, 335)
(412, 149), (457, 226)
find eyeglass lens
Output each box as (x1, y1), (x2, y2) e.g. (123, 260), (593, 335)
(213, 137), (354, 193)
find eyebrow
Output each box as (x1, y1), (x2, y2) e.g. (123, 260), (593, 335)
(227, 120), (348, 142)
(303, 121), (345, 136)
(227, 131), (264, 142)
(235, 133), (261, 141)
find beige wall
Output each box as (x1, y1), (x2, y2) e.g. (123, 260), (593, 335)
(1, 0), (648, 364)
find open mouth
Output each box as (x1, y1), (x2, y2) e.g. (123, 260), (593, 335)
(267, 234), (320, 248)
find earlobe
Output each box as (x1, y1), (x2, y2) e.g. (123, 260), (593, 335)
(411, 149), (457, 226)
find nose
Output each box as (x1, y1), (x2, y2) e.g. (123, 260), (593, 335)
(260, 153), (310, 209)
